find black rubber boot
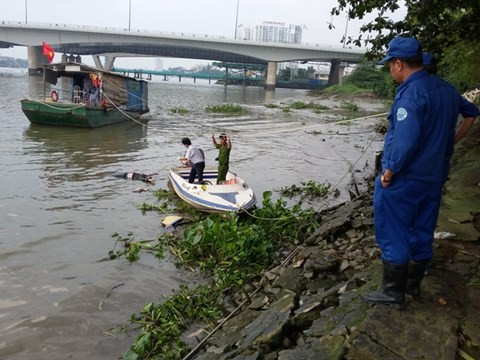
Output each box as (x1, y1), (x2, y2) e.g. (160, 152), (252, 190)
(362, 260), (408, 305)
(406, 260), (429, 298)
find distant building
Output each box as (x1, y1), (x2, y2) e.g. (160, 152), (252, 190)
(238, 21), (303, 44)
(237, 21), (304, 72)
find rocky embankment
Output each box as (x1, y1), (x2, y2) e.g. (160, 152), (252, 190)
(192, 122), (480, 360)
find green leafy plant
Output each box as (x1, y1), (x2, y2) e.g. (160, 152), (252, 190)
(109, 233), (165, 262)
(341, 101), (359, 112)
(169, 107), (189, 115)
(116, 191), (319, 359)
(280, 180), (331, 199)
(205, 104), (246, 114)
(264, 103), (280, 108)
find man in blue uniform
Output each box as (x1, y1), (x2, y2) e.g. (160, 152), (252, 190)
(362, 37), (479, 305)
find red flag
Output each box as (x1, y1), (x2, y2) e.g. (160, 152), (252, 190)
(42, 42), (55, 63)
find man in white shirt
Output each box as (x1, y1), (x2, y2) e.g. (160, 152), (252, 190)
(180, 137), (205, 183)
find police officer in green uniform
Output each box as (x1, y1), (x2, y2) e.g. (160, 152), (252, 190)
(212, 133), (231, 184)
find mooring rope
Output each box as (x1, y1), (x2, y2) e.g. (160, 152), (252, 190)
(101, 76), (149, 104)
(102, 92), (148, 128)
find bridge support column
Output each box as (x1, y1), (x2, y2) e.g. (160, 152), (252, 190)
(104, 56), (116, 71)
(27, 46), (46, 76)
(265, 61), (277, 91)
(339, 63), (346, 84)
(92, 55), (104, 69)
(328, 59), (343, 85)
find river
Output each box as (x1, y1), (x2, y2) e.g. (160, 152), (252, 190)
(0, 75), (385, 359)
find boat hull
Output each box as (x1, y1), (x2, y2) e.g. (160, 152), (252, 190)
(168, 167), (256, 213)
(21, 99), (145, 128)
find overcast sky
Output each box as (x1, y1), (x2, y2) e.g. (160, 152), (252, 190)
(0, 0), (405, 68)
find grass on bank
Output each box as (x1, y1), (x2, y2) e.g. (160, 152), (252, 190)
(111, 191), (319, 360)
(317, 84), (371, 96)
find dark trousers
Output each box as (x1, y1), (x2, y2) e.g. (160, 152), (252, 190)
(188, 161), (205, 183)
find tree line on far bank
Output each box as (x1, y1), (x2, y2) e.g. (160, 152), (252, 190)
(0, 57), (27, 68)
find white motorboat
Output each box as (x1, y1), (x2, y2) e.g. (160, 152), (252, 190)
(168, 166), (256, 213)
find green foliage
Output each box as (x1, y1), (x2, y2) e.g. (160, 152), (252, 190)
(439, 41), (480, 91)
(109, 233), (165, 262)
(341, 101), (359, 112)
(331, 0), (480, 60)
(343, 60), (395, 98)
(323, 84), (369, 96)
(137, 202), (169, 213)
(125, 284), (219, 359)
(169, 107), (189, 115)
(284, 101), (330, 113)
(206, 104), (246, 114)
(278, 67), (292, 81)
(116, 192), (319, 359)
(264, 103), (280, 109)
(280, 180), (333, 200)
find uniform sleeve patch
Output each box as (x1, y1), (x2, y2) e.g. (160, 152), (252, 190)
(396, 107), (408, 121)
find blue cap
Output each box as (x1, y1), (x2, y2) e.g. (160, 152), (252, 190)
(379, 37), (422, 64)
(423, 52), (435, 65)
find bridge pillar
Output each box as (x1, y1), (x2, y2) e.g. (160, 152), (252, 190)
(92, 55), (104, 69)
(328, 59), (343, 85)
(265, 61), (277, 91)
(27, 46), (46, 76)
(339, 63), (346, 84)
(104, 56), (116, 71)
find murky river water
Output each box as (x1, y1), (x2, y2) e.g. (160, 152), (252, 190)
(0, 75), (385, 359)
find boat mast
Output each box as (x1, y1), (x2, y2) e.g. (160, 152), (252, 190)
(42, 65), (46, 100)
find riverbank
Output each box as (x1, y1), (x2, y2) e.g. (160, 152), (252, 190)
(189, 121), (480, 360)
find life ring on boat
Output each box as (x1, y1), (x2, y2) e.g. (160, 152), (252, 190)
(50, 90), (59, 102)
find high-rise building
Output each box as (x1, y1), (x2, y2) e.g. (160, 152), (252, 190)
(237, 21), (304, 72)
(237, 21), (303, 44)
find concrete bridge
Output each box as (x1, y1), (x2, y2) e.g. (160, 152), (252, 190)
(0, 20), (365, 89)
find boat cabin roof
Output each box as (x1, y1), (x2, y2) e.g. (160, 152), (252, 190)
(44, 62), (147, 84)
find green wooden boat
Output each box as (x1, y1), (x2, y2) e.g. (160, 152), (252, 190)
(21, 62), (149, 128)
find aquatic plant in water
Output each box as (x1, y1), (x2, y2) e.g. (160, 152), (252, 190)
(205, 104), (246, 114)
(280, 180), (332, 199)
(112, 191), (318, 359)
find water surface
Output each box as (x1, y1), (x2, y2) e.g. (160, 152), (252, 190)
(0, 76), (384, 359)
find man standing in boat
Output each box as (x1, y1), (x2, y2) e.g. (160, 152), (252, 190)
(212, 133), (231, 184)
(180, 138), (205, 184)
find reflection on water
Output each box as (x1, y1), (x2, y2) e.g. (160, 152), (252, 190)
(23, 122), (148, 179)
(0, 75), (385, 360)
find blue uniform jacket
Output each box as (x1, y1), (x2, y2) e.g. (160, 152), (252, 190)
(382, 69), (479, 183)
